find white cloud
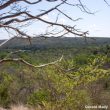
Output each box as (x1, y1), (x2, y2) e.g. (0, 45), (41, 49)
(52, 12), (55, 16)
(89, 24), (101, 32)
(87, 24), (102, 37)
(41, 15), (49, 20)
(90, 24), (96, 28)
(58, 18), (66, 24)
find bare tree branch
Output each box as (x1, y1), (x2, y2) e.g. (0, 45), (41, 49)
(0, 55), (63, 68)
(0, 0), (108, 40)
(37, 17), (88, 37)
(56, 8), (82, 21)
(0, 0), (43, 10)
(23, 0), (42, 4)
(104, 0), (110, 6)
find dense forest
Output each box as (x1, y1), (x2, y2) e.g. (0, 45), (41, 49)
(0, 44), (110, 110)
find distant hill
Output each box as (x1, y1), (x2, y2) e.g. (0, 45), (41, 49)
(0, 37), (110, 49)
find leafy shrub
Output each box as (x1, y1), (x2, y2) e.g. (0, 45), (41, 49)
(0, 73), (13, 107)
(73, 54), (90, 66)
(28, 89), (50, 106)
(0, 47), (110, 109)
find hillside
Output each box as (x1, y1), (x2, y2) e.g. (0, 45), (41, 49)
(0, 37), (110, 49)
(0, 37), (110, 109)
(0, 46), (110, 109)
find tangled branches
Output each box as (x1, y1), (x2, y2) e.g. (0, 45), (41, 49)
(0, 0), (94, 39)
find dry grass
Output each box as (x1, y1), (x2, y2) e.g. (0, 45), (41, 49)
(10, 105), (33, 110)
(0, 107), (7, 110)
(0, 105), (55, 110)
(0, 105), (35, 110)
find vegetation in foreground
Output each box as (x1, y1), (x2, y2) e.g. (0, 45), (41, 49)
(0, 45), (110, 110)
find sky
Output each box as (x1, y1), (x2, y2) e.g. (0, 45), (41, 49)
(0, 0), (110, 39)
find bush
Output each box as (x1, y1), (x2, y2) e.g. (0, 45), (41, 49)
(27, 89), (50, 106)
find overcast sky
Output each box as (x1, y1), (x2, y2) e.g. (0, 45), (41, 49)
(0, 0), (110, 39)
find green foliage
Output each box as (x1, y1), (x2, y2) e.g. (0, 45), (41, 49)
(0, 51), (8, 59)
(0, 73), (13, 107)
(28, 89), (50, 106)
(73, 54), (90, 66)
(0, 46), (110, 109)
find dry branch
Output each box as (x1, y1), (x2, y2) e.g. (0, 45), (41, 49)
(0, 0), (91, 39)
(0, 0), (109, 41)
(0, 55), (63, 68)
